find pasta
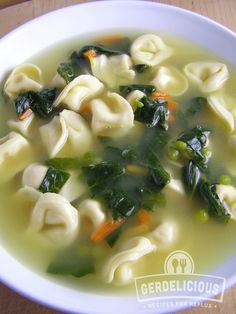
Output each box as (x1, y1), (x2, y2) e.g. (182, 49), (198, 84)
(4, 63), (43, 99)
(0, 131), (28, 165)
(130, 34), (173, 66)
(184, 61), (229, 93)
(28, 193), (79, 245)
(148, 221), (176, 249)
(78, 199), (106, 231)
(126, 90), (145, 110)
(101, 236), (155, 285)
(151, 66), (188, 96)
(7, 114), (36, 138)
(216, 185), (236, 219)
(40, 109), (93, 157)
(53, 74), (104, 111)
(207, 94), (235, 132)
(91, 54), (135, 88)
(90, 92), (134, 137)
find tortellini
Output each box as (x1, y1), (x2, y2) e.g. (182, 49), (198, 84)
(21, 163), (86, 202)
(184, 61), (229, 93)
(148, 221), (177, 249)
(7, 114), (36, 138)
(130, 34), (173, 66)
(78, 199), (106, 231)
(216, 184), (236, 219)
(91, 54), (135, 88)
(207, 94), (235, 132)
(101, 236), (155, 285)
(151, 66), (188, 96)
(0, 131), (28, 165)
(90, 92), (134, 137)
(40, 109), (93, 157)
(53, 74), (104, 111)
(28, 192), (79, 245)
(4, 63), (43, 99)
(126, 90), (145, 110)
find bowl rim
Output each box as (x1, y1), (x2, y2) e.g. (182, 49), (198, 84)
(0, 1), (236, 314)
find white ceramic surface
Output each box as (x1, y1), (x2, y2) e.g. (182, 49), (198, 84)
(0, 1), (236, 314)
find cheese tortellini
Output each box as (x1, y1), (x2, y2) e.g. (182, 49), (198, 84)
(0, 131), (28, 165)
(21, 163), (86, 202)
(91, 54), (135, 88)
(28, 193), (79, 245)
(4, 63), (43, 99)
(78, 199), (106, 231)
(216, 184), (236, 219)
(53, 74), (104, 111)
(90, 92), (134, 137)
(130, 34), (173, 66)
(184, 61), (229, 93)
(40, 109), (93, 157)
(151, 66), (188, 96)
(101, 236), (155, 285)
(148, 221), (177, 249)
(7, 114), (36, 138)
(207, 94), (235, 132)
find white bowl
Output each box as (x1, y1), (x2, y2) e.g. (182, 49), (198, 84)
(0, 1), (236, 314)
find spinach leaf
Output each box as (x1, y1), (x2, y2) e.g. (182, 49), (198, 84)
(104, 146), (137, 164)
(119, 85), (156, 97)
(47, 248), (94, 278)
(15, 88), (58, 119)
(38, 166), (70, 194)
(144, 150), (170, 191)
(133, 64), (151, 73)
(134, 96), (169, 129)
(46, 152), (97, 170)
(57, 62), (78, 84)
(106, 227), (122, 247)
(199, 181), (230, 223)
(82, 161), (125, 195)
(182, 160), (201, 198)
(178, 126), (211, 169)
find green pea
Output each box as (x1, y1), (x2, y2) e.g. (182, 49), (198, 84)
(173, 140), (187, 151)
(167, 147), (179, 161)
(218, 175), (232, 185)
(195, 209), (209, 224)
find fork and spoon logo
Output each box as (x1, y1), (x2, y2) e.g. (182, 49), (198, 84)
(164, 250), (194, 274)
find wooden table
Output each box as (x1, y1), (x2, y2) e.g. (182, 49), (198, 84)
(0, 1), (236, 313)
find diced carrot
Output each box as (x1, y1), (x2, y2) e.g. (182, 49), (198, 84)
(19, 108), (33, 121)
(96, 34), (123, 44)
(150, 92), (171, 101)
(138, 209), (152, 225)
(80, 102), (91, 113)
(91, 219), (125, 243)
(167, 100), (178, 112)
(83, 50), (97, 65)
(168, 114), (175, 125)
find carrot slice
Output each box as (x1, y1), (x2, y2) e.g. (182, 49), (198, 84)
(167, 100), (178, 112)
(80, 102), (91, 113)
(83, 50), (97, 65)
(150, 92), (171, 101)
(19, 108), (33, 121)
(138, 209), (152, 225)
(91, 219), (125, 243)
(168, 114), (175, 125)
(96, 34), (123, 44)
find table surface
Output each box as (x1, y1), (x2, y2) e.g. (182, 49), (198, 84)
(0, 0), (236, 313)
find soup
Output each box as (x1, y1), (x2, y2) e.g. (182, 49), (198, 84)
(1, 32), (236, 294)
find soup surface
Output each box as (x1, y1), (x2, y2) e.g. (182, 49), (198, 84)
(1, 31), (236, 295)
